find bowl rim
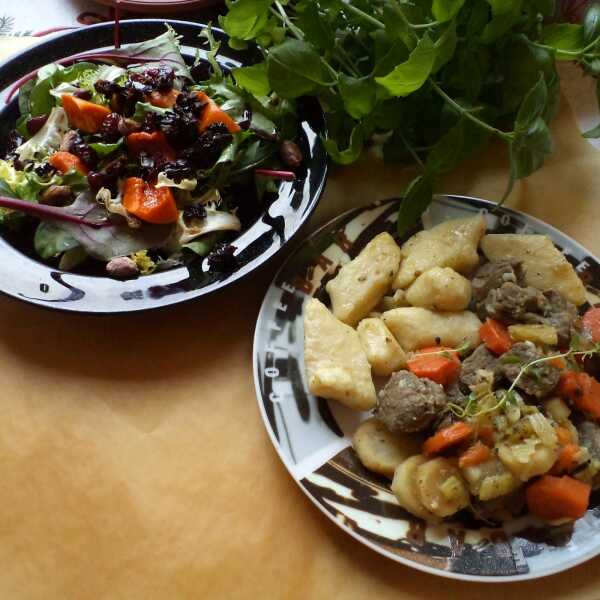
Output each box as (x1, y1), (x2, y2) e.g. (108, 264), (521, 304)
(0, 19), (328, 314)
(253, 194), (600, 582)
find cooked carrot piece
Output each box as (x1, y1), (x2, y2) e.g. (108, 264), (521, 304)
(48, 151), (89, 175)
(61, 94), (110, 134)
(583, 307), (600, 342)
(526, 475), (590, 521)
(148, 89), (180, 108)
(407, 346), (460, 386)
(196, 91), (241, 134)
(477, 425), (495, 446)
(559, 371), (600, 420)
(458, 442), (491, 468)
(480, 319), (512, 355)
(423, 422), (474, 457)
(554, 425), (572, 446)
(126, 131), (176, 161)
(552, 443), (581, 474)
(122, 177), (178, 225)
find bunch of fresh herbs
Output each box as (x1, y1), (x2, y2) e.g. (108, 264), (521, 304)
(219, 0), (600, 232)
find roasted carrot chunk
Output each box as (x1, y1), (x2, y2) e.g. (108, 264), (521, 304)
(480, 318), (512, 355)
(552, 443), (581, 474)
(559, 371), (600, 420)
(126, 131), (176, 161)
(526, 475), (590, 521)
(554, 425), (572, 446)
(423, 422), (474, 457)
(458, 442), (491, 468)
(148, 89), (180, 108)
(48, 151), (89, 175)
(61, 94), (110, 134)
(407, 346), (460, 386)
(477, 425), (495, 446)
(122, 177), (178, 225)
(196, 91), (240, 134)
(583, 307), (600, 342)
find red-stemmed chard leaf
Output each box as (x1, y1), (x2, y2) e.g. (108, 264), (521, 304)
(255, 169), (296, 181)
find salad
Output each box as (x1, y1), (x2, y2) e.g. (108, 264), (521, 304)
(0, 27), (302, 279)
(304, 215), (600, 525)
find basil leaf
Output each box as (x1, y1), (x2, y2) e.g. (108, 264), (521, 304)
(322, 124), (364, 165)
(432, 21), (457, 73)
(233, 62), (270, 96)
(338, 74), (376, 119)
(511, 117), (553, 179)
(220, 0), (272, 41)
(296, 3), (335, 52)
(375, 34), (436, 97)
(432, 0), (465, 23)
(583, 123), (600, 139)
(481, 0), (523, 44)
(267, 39), (336, 99)
(540, 24), (585, 59)
(397, 174), (434, 237)
(34, 222), (79, 259)
(89, 139), (123, 158)
(515, 73), (547, 132)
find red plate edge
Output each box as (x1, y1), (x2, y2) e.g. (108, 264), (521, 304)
(93, 0), (221, 13)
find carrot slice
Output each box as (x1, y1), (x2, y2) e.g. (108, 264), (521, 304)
(48, 151), (89, 175)
(480, 318), (512, 355)
(148, 89), (180, 109)
(61, 94), (110, 134)
(526, 475), (590, 521)
(407, 346), (460, 386)
(423, 422), (474, 457)
(477, 425), (495, 446)
(552, 443), (581, 474)
(559, 371), (600, 420)
(126, 131), (176, 162)
(583, 307), (600, 342)
(458, 442), (491, 468)
(122, 177), (178, 225)
(196, 91), (241, 134)
(554, 425), (572, 446)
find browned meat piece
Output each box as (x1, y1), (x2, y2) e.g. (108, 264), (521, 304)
(471, 489), (526, 523)
(480, 282), (549, 324)
(495, 342), (560, 399)
(521, 290), (578, 346)
(460, 344), (498, 389)
(375, 370), (447, 434)
(471, 261), (523, 302)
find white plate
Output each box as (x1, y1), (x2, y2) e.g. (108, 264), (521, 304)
(253, 195), (600, 582)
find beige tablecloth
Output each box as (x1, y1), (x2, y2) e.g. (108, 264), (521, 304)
(1, 36), (600, 599)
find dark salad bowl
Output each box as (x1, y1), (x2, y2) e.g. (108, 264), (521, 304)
(0, 19), (327, 313)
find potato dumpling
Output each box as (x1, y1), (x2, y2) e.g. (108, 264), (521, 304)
(498, 441), (558, 482)
(304, 298), (376, 410)
(392, 455), (438, 521)
(382, 307), (481, 351)
(357, 318), (407, 376)
(393, 214), (486, 289)
(508, 324), (558, 346)
(405, 267), (472, 311)
(481, 234), (587, 306)
(353, 418), (421, 478)
(326, 232), (402, 326)
(378, 289), (409, 312)
(416, 457), (470, 518)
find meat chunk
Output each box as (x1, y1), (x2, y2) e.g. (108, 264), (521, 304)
(495, 342), (560, 399)
(471, 261), (523, 302)
(522, 290), (578, 346)
(460, 344), (498, 389)
(480, 282), (549, 324)
(375, 370), (447, 434)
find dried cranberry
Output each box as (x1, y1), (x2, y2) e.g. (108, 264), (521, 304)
(141, 112), (160, 133)
(158, 111), (196, 149)
(280, 140), (303, 169)
(71, 138), (98, 169)
(181, 123), (232, 169)
(190, 60), (212, 82)
(95, 80), (120, 98)
(3, 130), (24, 158)
(145, 65), (175, 91)
(175, 91), (205, 118)
(183, 205), (207, 221)
(161, 158), (194, 182)
(26, 115), (49, 136)
(73, 89), (92, 100)
(99, 113), (123, 143)
(207, 243), (238, 272)
(87, 156), (126, 191)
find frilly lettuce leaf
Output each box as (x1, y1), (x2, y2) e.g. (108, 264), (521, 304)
(156, 172), (198, 191)
(16, 107), (69, 162)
